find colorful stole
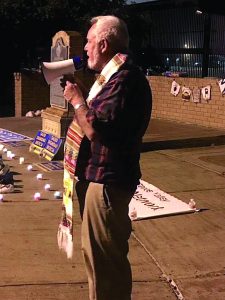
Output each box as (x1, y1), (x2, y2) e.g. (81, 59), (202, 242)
(57, 53), (127, 258)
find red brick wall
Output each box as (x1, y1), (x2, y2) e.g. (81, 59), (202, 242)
(14, 73), (225, 130)
(148, 76), (225, 130)
(14, 72), (50, 117)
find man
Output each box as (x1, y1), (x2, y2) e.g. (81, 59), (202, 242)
(63, 15), (152, 300)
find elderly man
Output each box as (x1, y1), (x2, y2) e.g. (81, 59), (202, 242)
(63, 15), (152, 300)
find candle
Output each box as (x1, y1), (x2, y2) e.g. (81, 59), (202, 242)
(0, 194), (3, 202)
(34, 192), (41, 201)
(44, 183), (51, 191)
(54, 191), (62, 199)
(10, 153), (15, 159)
(7, 150), (12, 158)
(0, 144), (4, 151)
(27, 164), (33, 171)
(3, 148), (7, 153)
(189, 198), (196, 209)
(36, 173), (43, 180)
(19, 157), (25, 164)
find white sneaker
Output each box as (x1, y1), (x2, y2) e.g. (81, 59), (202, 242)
(0, 184), (14, 193)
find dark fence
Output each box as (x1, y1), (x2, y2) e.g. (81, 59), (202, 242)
(139, 4), (225, 78)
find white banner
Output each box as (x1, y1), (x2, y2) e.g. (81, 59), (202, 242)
(129, 180), (196, 221)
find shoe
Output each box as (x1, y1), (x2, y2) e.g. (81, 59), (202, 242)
(25, 111), (35, 117)
(0, 163), (10, 177)
(34, 110), (42, 116)
(0, 171), (13, 184)
(0, 183), (14, 193)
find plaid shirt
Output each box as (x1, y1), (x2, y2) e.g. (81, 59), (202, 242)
(75, 59), (152, 185)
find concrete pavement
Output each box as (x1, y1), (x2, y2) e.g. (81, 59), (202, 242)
(0, 116), (225, 300)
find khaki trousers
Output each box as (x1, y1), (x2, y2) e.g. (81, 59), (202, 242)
(75, 181), (136, 300)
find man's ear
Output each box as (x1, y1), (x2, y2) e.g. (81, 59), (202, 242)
(100, 38), (108, 53)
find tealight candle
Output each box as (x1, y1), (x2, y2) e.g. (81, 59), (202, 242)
(7, 150), (12, 158)
(0, 194), (3, 202)
(19, 157), (25, 164)
(44, 183), (51, 191)
(36, 173), (43, 180)
(34, 192), (41, 201)
(9, 153), (15, 159)
(54, 191), (62, 199)
(27, 164), (33, 171)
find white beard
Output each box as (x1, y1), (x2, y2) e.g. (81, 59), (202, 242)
(87, 47), (101, 72)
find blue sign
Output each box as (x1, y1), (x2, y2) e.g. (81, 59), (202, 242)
(32, 130), (49, 149)
(30, 130), (62, 161)
(42, 134), (62, 160)
(35, 161), (64, 172)
(0, 129), (32, 142)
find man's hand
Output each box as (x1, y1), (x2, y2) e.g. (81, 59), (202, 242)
(63, 81), (84, 107)
(60, 74), (75, 89)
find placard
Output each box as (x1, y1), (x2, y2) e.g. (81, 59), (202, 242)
(30, 130), (49, 155)
(129, 180), (196, 221)
(42, 134), (62, 161)
(0, 129), (32, 142)
(30, 130), (62, 160)
(35, 161), (64, 172)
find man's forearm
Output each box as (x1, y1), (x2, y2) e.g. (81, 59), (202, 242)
(73, 104), (96, 141)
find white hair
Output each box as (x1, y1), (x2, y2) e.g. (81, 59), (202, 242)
(90, 15), (129, 52)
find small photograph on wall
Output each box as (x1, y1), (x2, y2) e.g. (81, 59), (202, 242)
(201, 85), (211, 103)
(182, 86), (191, 101)
(192, 87), (201, 103)
(170, 80), (180, 96)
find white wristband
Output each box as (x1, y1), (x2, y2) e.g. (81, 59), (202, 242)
(74, 103), (86, 111)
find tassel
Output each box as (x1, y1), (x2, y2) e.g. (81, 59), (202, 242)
(57, 224), (73, 259)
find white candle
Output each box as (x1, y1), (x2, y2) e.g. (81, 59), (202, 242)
(54, 191), (62, 199)
(0, 194), (3, 202)
(9, 153), (15, 159)
(44, 183), (51, 191)
(37, 173), (43, 180)
(27, 164), (33, 171)
(7, 150), (11, 157)
(34, 192), (41, 201)
(0, 144), (4, 151)
(19, 157), (25, 164)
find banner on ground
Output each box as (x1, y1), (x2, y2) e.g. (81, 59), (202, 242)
(129, 180), (196, 221)
(0, 129), (32, 142)
(35, 161), (64, 172)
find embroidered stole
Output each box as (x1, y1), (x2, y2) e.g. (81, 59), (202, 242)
(57, 53), (127, 258)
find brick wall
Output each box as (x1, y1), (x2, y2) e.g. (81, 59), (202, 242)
(14, 72), (225, 130)
(14, 72), (50, 117)
(148, 76), (225, 130)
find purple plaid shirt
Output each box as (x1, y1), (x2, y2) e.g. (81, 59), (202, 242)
(75, 59), (152, 186)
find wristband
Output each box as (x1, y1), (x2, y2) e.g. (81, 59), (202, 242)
(74, 103), (86, 111)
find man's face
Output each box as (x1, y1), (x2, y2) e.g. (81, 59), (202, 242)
(84, 24), (102, 72)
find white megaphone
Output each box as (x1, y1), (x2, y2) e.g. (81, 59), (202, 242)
(41, 56), (83, 85)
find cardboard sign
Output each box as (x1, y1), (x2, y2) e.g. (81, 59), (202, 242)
(30, 130), (62, 160)
(0, 129), (32, 142)
(30, 130), (49, 155)
(129, 180), (196, 221)
(35, 161), (64, 172)
(42, 134), (62, 160)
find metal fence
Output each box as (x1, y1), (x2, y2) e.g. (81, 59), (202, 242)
(144, 5), (225, 78)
